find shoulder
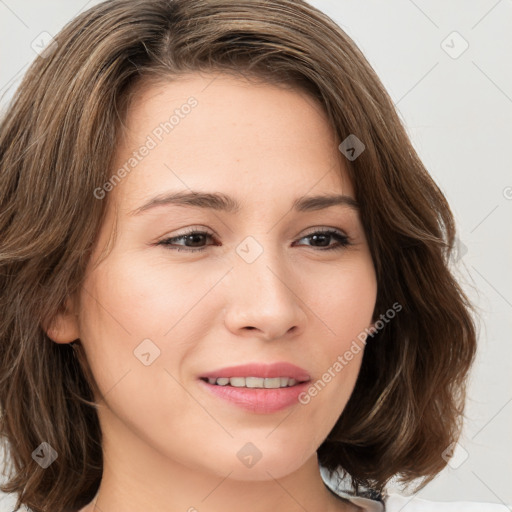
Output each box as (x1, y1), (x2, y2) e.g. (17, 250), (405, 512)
(320, 467), (509, 512)
(338, 493), (510, 512)
(383, 494), (510, 512)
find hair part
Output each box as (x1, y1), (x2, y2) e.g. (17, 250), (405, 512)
(0, 1), (477, 510)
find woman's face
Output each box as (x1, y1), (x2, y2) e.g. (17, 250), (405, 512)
(69, 73), (377, 481)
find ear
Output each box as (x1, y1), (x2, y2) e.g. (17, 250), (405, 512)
(43, 296), (81, 344)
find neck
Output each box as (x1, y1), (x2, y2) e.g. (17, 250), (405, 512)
(78, 409), (351, 512)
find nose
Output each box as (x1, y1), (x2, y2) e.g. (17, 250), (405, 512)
(222, 246), (308, 341)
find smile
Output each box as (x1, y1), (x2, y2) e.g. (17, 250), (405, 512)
(200, 376), (307, 388)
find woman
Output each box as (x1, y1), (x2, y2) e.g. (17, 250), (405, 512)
(0, 1), (502, 511)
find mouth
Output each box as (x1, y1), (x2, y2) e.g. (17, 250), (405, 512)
(199, 376), (309, 388)
(197, 362), (312, 413)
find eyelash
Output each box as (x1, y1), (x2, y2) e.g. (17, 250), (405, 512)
(156, 227), (352, 253)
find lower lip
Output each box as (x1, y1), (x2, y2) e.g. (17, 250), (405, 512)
(198, 378), (310, 413)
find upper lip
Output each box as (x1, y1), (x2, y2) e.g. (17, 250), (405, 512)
(199, 362), (311, 382)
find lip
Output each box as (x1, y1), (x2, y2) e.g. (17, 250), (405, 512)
(199, 362), (311, 381)
(198, 362), (311, 414)
(198, 378), (311, 413)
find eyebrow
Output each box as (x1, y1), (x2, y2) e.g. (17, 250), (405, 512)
(128, 190), (359, 216)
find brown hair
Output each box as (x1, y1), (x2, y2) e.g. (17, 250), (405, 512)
(0, 0), (477, 510)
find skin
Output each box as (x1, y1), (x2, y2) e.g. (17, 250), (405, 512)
(48, 73), (377, 512)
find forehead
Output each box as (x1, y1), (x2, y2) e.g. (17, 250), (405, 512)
(110, 73), (354, 211)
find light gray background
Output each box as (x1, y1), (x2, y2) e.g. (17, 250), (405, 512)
(1, 0), (511, 509)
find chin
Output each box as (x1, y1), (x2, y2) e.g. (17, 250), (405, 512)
(217, 451), (309, 482)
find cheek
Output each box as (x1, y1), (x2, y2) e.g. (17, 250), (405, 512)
(75, 252), (221, 398)
(75, 256), (167, 397)
(300, 257), (376, 415)
(310, 255), (377, 344)
(76, 261), (198, 437)
(80, 252), (208, 340)
(295, 347), (364, 452)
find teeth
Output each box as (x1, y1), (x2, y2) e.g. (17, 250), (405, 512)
(263, 377), (282, 388)
(206, 376), (300, 388)
(230, 377), (247, 387)
(246, 377), (265, 388)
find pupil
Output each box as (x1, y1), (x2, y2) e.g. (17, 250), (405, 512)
(187, 234), (204, 246)
(312, 234), (329, 247)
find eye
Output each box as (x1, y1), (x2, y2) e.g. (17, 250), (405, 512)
(156, 227), (351, 253)
(293, 228), (351, 251)
(156, 228), (217, 253)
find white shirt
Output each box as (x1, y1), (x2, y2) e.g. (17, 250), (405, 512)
(319, 466), (510, 511)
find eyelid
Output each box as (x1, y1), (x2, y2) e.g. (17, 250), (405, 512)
(299, 226), (347, 237)
(161, 225), (347, 242)
(163, 225), (217, 238)
(155, 225), (352, 253)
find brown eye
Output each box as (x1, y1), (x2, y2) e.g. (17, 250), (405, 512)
(294, 229), (351, 251)
(156, 228), (351, 253)
(157, 230), (216, 252)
